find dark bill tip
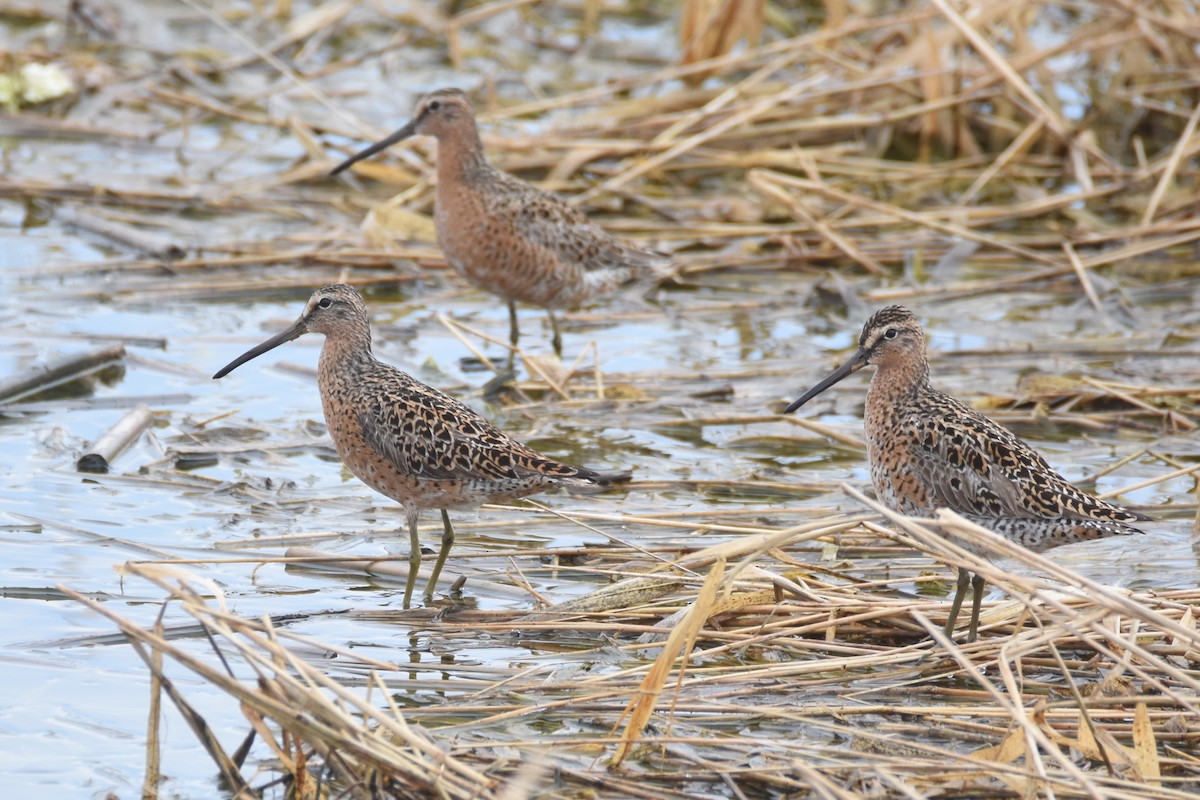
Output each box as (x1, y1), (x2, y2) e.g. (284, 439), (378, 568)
(212, 321), (306, 379)
(329, 120), (418, 177)
(782, 349), (868, 414)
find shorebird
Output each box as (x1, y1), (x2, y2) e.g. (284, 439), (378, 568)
(784, 306), (1149, 641)
(213, 284), (629, 606)
(329, 87), (671, 356)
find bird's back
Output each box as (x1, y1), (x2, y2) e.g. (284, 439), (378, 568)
(437, 164), (669, 309)
(867, 382), (1147, 552)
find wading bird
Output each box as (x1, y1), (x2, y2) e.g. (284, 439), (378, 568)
(784, 306), (1148, 641)
(330, 88), (671, 356)
(214, 284), (629, 605)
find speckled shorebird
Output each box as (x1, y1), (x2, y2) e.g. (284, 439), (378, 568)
(330, 87), (671, 356)
(784, 306), (1149, 642)
(213, 284), (628, 606)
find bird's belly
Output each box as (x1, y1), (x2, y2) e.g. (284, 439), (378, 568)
(960, 515), (1141, 553)
(868, 434), (933, 516)
(436, 212), (599, 309)
(336, 435), (467, 509)
(323, 402), (564, 510)
(345, 447), (561, 509)
(443, 242), (591, 309)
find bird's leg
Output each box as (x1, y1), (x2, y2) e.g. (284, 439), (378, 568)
(403, 505), (421, 609)
(943, 568), (971, 638)
(508, 301), (520, 349)
(548, 311), (563, 357)
(967, 572), (986, 643)
(425, 508), (455, 598)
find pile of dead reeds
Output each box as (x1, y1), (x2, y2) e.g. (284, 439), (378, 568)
(62, 495), (1200, 798)
(10, 0), (1200, 312)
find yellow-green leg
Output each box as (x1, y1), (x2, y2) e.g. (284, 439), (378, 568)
(425, 508), (454, 598)
(944, 568), (971, 639)
(403, 505), (421, 609)
(548, 311), (562, 357)
(944, 569), (986, 642)
(967, 572), (986, 643)
(508, 301), (520, 349)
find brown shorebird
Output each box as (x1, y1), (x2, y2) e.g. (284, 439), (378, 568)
(329, 87), (671, 356)
(784, 306), (1149, 641)
(213, 284), (628, 606)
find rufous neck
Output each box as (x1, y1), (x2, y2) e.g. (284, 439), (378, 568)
(868, 352), (931, 402)
(434, 121), (490, 185)
(317, 323), (374, 373)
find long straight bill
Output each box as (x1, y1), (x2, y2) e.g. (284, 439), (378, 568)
(783, 349), (868, 414)
(213, 320), (306, 379)
(329, 120), (418, 176)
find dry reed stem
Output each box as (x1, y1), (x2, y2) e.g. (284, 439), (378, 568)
(1141, 102), (1200, 226)
(611, 557), (724, 765)
(749, 171), (886, 274)
(142, 611), (164, 800)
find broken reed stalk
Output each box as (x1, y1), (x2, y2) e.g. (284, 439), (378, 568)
(142, 611), (165, 800)
(0, 344), (125, 403)
(77, 403), (153, 473)
(611, 556), (725, 766)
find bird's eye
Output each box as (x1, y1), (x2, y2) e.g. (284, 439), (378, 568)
(318, 297), (333, 309)
(884, 328), (898, 339)
(428, 100), (442, 111)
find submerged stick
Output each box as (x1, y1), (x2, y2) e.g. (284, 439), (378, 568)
(77, 403), (153, 473)
(56, 206), (186, 260)
(282, 546), (531, 600)
(0, 343), (126, 403)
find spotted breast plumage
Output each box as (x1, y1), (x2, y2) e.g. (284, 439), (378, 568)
(213, 284), (628, 605)
(330, 87), (671, 356)
(785, 305), (1149, 641)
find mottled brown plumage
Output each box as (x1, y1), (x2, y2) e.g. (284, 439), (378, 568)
(213, 284), (626, 605)
(330, 88), (671, 355)
(785, 306), (1149, 641)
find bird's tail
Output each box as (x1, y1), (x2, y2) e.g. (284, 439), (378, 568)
(621, 247), (679, 303)
(637, 250), (677, 283)
(963, 515), (1145, 554)
(575, 466), (634, 486)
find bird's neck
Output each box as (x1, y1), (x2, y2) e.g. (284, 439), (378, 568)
(866, 356), (931, 410)
(317, 327), (374, 378)
(435, 123), (491, 187)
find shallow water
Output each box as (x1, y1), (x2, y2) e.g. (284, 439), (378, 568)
(4, 229), (1197, 795)
(3, 3), (1200, 798)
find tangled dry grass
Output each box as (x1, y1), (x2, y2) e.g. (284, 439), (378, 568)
(64, 501), (1200, 798)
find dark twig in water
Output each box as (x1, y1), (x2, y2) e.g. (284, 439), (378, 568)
(0, 344), (126, 403)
